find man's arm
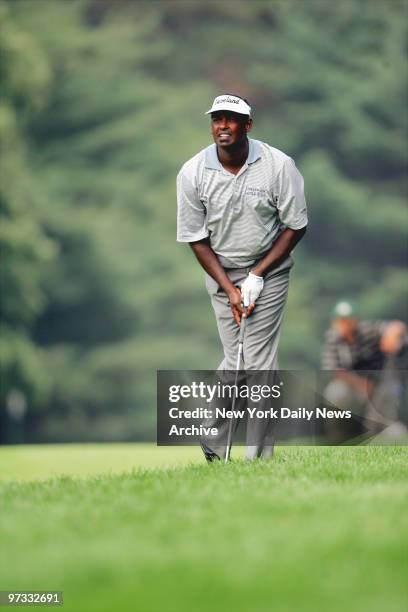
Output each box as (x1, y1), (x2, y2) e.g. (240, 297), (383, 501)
(241, 155), (308, 311)
(380, 321), (407, 354)
(251, 226), (307, 278)
(177, 168), (244, 326)
(189, 239), (244, 326)
(335, 371), (374, 397)
(262, 155), (308, 277)
(240, 227), (306, 315)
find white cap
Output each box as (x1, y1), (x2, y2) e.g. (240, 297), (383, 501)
(205, 94), (251, 117)
(333, 301), (354, 318)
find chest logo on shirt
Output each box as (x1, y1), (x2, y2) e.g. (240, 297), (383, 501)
(246, 186), (268, 197)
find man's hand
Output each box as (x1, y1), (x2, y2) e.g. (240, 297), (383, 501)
(336, 371), (375, 399)
(241, 272), (264, 311)
(228, 286), (245, 326)
(380, 321), (407, 354)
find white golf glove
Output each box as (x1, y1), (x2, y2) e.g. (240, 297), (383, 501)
(241, 272), (264, 307)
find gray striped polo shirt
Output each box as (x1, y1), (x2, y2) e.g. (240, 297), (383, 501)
(177, 138), (308, 268)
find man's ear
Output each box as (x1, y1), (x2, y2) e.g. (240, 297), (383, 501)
(245, 118), (253, 133)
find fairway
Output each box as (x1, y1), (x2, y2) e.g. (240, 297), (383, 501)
(1, 445), (407, 612)
(0, 444), (203, 482)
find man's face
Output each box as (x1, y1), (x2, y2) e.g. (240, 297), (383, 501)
(210, 111), (252, 148)
(333, 317), (358, 343)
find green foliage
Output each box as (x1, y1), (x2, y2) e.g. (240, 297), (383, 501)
(1, 0), (406, 440)
(0, 3), (56, 409)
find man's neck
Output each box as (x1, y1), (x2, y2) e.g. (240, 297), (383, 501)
(216, 138), (249, 175)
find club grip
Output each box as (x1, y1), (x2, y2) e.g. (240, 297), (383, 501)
(239, 312), (247, 342)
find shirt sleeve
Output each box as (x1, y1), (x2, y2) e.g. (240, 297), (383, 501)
(275, 157), (308, 230)
(360, 321), (388, 341)
(176, 169), (209, 243)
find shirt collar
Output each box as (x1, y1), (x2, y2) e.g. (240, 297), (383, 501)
(204, 138), (262, 170)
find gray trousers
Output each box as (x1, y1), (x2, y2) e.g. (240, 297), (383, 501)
(201, 256), (293, 460)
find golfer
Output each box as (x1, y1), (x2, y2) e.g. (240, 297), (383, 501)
(177, 94), (308, 461)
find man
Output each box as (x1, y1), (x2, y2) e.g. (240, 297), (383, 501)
(322, 301), (407, 440)
(177, 93), (308, 461)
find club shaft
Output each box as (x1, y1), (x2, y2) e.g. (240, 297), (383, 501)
(225, 313), (247, 462)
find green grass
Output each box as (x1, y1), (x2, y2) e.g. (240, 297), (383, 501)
(1, 445), (407, 612)
(0, 443), (202, 481)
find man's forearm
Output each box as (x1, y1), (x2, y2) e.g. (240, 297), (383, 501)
(189, 239), (236, 296)
(335, 371), (373, 396)
(251, 227), (307, 277)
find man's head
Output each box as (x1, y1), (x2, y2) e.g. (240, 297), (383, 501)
(331, 301), (358, 344)
(206, 94), (252, 149)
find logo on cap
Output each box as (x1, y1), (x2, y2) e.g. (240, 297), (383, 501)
(214, 96), (240, 105)
(205, 94), (252, 116)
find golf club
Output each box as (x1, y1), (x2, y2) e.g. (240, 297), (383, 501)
(225, 308), (247, 462)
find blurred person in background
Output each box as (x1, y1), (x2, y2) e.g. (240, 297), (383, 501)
(321, 301), (407, 441)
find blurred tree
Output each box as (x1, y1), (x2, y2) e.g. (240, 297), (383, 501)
(0, 2), (56, 426)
